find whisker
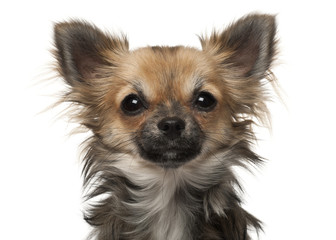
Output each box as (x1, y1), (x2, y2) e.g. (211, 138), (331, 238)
(162, 170), (168, 203)
(203, 135), (229, 147)
(110, 137), (137, 150)
(203, 146), (226, 166)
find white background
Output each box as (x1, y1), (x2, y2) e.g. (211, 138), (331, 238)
(1, 0), (335, 239)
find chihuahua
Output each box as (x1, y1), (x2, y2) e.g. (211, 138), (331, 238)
(53, 13), (277, 240)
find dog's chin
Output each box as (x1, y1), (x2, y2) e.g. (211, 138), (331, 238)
(138, 147), (201, 169)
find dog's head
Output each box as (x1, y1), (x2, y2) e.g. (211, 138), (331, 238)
(54, 14), (276, 169)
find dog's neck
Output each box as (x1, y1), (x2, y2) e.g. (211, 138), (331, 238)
(131, 170), (192, 240)
(113, 153), (233, 240)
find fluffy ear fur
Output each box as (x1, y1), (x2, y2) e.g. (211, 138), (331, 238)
(54, 20), (128, 86)
(200, 14), (277, 124)
(201, 14), (276, 79)
(53, 21), (129, 132)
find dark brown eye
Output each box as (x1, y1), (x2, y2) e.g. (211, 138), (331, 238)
(194, 91), (217, 111)
(121, 94), (145, 115)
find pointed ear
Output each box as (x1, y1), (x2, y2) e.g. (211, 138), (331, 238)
(54, 20), (128, 85)
(201, 14), (276, 79)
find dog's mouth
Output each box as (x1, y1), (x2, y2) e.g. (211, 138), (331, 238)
(137, 142), (202, 168)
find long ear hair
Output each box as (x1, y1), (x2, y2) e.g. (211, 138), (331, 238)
(200, 14), (278, 127)
(54, 20), (128, 85)
(53, 20), (129, 132)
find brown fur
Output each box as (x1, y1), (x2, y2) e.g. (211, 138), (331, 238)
(53, 13), (277, 240)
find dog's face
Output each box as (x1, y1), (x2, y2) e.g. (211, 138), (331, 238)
(54, 14), (276, 169)
(109, 47), (231, 168)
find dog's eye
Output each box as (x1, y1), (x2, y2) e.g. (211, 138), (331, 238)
(194, 91), (217, 112)
(121, 94), (145, 115)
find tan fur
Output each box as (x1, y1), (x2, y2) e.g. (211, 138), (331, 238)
(53, 14), (277, 240)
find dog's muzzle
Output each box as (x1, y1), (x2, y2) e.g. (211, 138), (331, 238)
(137, 116), (203, 168)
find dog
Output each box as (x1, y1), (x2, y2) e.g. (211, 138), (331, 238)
(53, 13), (277, 240)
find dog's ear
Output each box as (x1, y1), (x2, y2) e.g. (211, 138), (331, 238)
(201, 14), (277, 124)
(201, 14), (276, 80)
(54, 20), (128, 86)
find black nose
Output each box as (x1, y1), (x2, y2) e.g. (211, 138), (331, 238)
(157, 117), (186, 139)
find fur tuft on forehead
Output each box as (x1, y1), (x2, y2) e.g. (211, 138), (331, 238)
(118, 47), (213, 103)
